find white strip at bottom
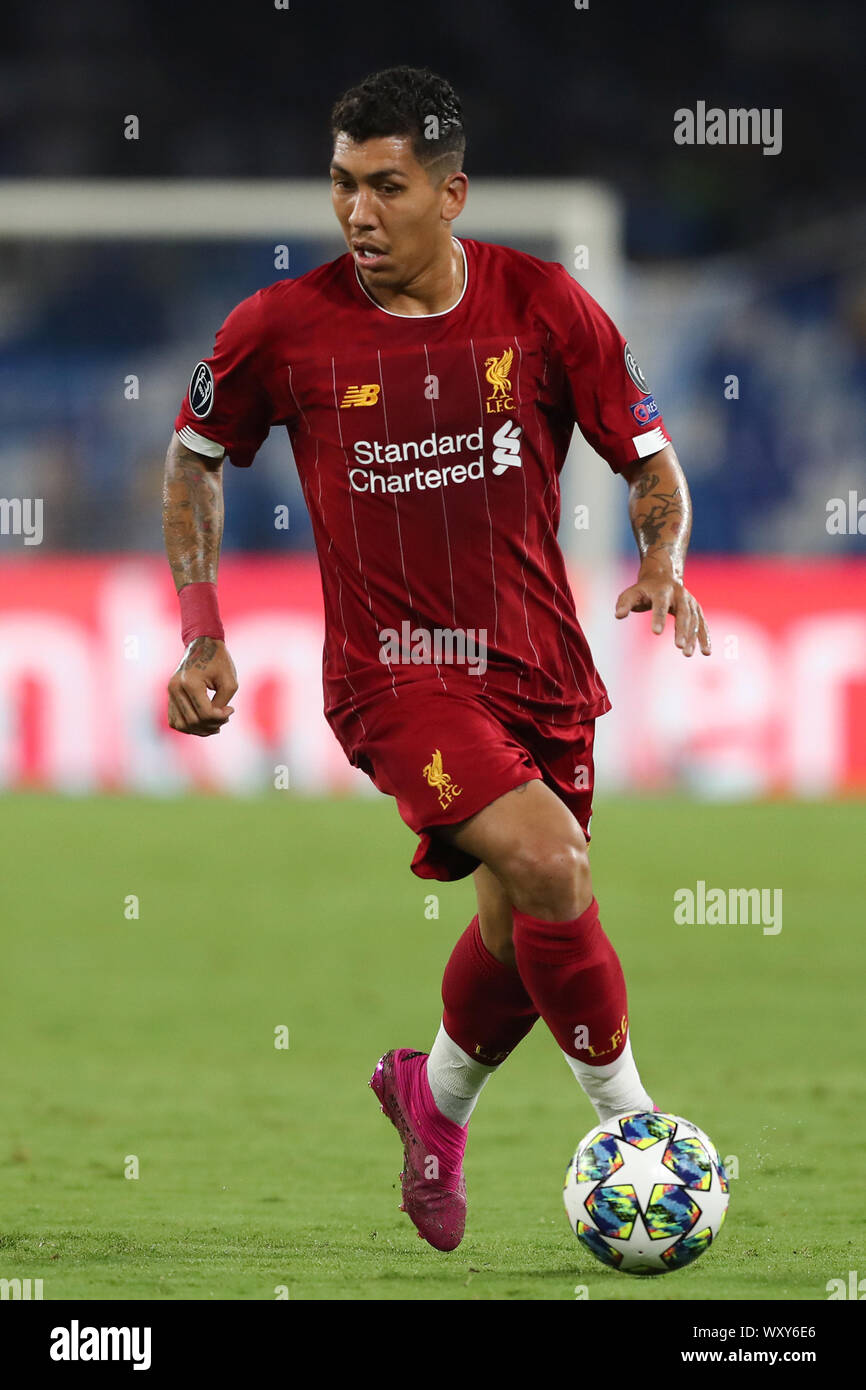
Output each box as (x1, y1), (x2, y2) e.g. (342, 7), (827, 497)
(176, 426), (226, 459)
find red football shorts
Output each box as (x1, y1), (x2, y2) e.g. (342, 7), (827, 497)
(343, 681), (597, 882)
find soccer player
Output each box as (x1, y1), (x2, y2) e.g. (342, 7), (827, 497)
(163, 66), (711, 1253)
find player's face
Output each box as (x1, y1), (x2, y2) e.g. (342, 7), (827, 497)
(330, 133), (464, 287)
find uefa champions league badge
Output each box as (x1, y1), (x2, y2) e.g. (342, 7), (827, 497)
(623, 343), (650, 394)
(189, 362), (215, 418)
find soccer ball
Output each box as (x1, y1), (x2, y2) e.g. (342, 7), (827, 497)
(563, 1110), (729, 1275)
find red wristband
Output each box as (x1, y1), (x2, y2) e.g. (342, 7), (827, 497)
(179, 582), (225, 646)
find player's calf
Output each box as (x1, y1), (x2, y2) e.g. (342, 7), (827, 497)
(443, 783), (654, 1121)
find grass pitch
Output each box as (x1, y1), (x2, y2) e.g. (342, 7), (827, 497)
(0, 791), (862, 1301)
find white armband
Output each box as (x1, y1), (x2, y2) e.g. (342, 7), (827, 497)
(176, 426), (226, 460)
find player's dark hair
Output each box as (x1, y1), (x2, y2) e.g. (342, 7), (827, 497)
(330, 66), (465, 180)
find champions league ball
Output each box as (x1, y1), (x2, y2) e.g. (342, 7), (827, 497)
(563, 1110), (729, 1275)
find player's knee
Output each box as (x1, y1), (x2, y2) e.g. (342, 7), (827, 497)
(502, 836), (591, 920)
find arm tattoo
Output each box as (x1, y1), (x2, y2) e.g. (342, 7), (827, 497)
(638, 488), (683, 547)
(632, 472), (659, 500)
(162, 441), (224, 592)
(628, 456), (691, 576)
(186, 636), (220, 668)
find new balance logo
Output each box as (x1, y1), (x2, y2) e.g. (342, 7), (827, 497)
(491, 419), (522, 474)
(340, 384), (381, 407)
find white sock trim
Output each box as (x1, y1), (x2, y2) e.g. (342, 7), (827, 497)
(562, 1033), (654, 1123)
(425, 1022), (500, 1126)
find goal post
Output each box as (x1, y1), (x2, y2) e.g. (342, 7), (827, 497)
(0, 176), (628, 786)
(0, 176), (624, 567)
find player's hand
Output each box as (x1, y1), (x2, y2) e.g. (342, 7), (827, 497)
(614, 566), (711, 657)
(167, 637), (238, 736)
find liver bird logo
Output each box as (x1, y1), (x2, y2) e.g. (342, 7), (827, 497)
(422, 749), (463, 809)
(484, 347), (513, 400)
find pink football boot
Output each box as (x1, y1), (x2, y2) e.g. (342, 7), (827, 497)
(370, 1049), (467, 1252)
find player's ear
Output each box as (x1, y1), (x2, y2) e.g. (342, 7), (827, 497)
(441, 171), (468, 221)
(446, 170), (467, 200)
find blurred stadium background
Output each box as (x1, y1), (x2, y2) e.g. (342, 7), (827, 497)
(0, 0), (864, 803)
(1, 0), (865, 1304)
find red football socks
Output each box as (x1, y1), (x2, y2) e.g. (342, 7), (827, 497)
(512, 897), (629, 1064)
(441, 915), (539, 1066)
(440, 901), (629, 1076)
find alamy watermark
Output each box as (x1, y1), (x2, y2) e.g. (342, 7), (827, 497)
(0, 498), (43, 545)
(50, 1322), (151, 1370)
(674, 880), (783, 935)
(1, 1277), (43, 1299)
(827, 1270), (866, 1299)
(674, 102), (782, 156)
(826, 491), (865, 535)
(379, 622), (488, 676)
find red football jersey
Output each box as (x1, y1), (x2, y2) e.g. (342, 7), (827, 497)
(174, 237), (670, 749)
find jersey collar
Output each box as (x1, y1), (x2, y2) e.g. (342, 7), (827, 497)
(352, 237), (469, 319)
